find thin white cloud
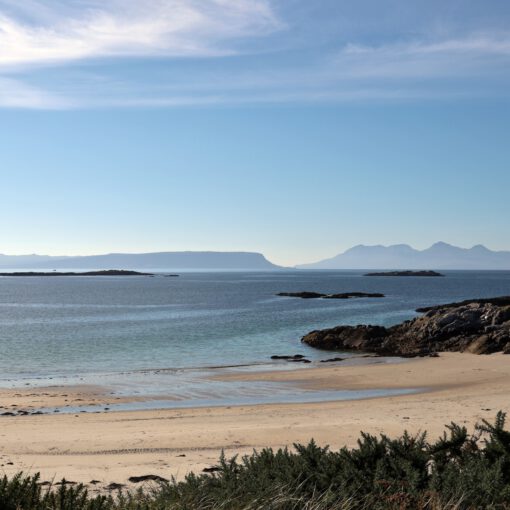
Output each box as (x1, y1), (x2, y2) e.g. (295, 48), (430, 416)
(109, 33), (510, 107)
(0, 76), (70, 108)
(0, 0), (281, 67)
(338, 33), (510, 78)
(344, 35), (510, 56)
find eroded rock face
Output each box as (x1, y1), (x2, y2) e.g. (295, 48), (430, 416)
(301, 299), (510, 357)
(302, 325), (388, 351)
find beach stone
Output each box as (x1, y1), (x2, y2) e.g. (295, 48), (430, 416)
(128, 474), (169, 483)
(106, 483), (125, 490)
(203, 467), (221, 473)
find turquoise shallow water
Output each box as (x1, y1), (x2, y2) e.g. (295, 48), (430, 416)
(34, 387), (421, 415)
(0, 270), (509, 408)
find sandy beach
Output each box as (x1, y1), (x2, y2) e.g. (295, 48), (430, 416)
(1, 352), (509, 493)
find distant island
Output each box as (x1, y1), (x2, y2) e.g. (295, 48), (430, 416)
(0, 251), (281, 271)
(277, 291), (385, 299)
(296, 242), (510, 270)
(365, 270), (444, 277)
(0, 270), (153, 277)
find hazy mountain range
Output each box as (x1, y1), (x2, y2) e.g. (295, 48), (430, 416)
(1, 243), (510, 271)
(296, 242), (510, 270)
(0, 252), (280, 271)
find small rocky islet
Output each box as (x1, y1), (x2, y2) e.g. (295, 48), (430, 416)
(0, 270), (154, 277)
(302, 296), (510, 357)
(0, 270), (180, 277)
(364, 270), (444, 277)
(277, 291), (385, 299)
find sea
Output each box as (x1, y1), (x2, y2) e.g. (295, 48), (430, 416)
(1, 270), (509, 411)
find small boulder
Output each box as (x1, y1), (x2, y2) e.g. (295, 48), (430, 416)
(128, 475), (169, 483)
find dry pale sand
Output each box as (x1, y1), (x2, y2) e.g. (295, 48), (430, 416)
(0, 352), (509, 493)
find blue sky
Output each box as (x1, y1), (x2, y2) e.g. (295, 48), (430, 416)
(1, 1), (510, 265)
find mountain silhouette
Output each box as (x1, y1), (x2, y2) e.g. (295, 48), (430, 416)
(296, 242), (510, 270)
(0, 251), (281, 271)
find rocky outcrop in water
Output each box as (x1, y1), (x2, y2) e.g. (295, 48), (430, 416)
(0, 270), (153, 277)
(302, 297), (510, 357)
(277, 292), (385, 299)
(270, 355), (311, 363)
(270, 354), (306, 360)
(365, 271), (444, 277)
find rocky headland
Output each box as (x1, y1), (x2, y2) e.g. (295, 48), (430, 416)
(364, 270), (444, 277)
(277, 292), (385, 299)
(302, 297), (510, 356)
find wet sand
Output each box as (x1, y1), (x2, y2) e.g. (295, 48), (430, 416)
(0, 352), (509, 493)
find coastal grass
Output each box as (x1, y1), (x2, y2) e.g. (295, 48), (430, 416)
(3, 413), (510, 509)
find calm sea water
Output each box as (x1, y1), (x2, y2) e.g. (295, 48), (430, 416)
(1, 270), (509, 408)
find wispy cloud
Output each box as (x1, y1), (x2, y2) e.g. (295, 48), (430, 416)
(102, 32), (510, 107)
(0, 0), (281, 67)
(338, 33), (510, 79)
(1, 1), (510, 109)
(0, 76), (70, 108)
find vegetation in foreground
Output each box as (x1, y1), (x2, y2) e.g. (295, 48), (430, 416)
(3, 413), (510, 509)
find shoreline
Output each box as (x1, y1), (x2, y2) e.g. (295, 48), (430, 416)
(1, 352), (509, 492)
(0, 355), (406, 414)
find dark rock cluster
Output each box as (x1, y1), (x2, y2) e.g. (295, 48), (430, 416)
(277, 292), (384, 299)
(365, 270), (444, 277)
(270, 354), (311, 363)
(302, 297), (510, 357)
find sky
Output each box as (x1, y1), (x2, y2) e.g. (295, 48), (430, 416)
(1, 1), (510, 266)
